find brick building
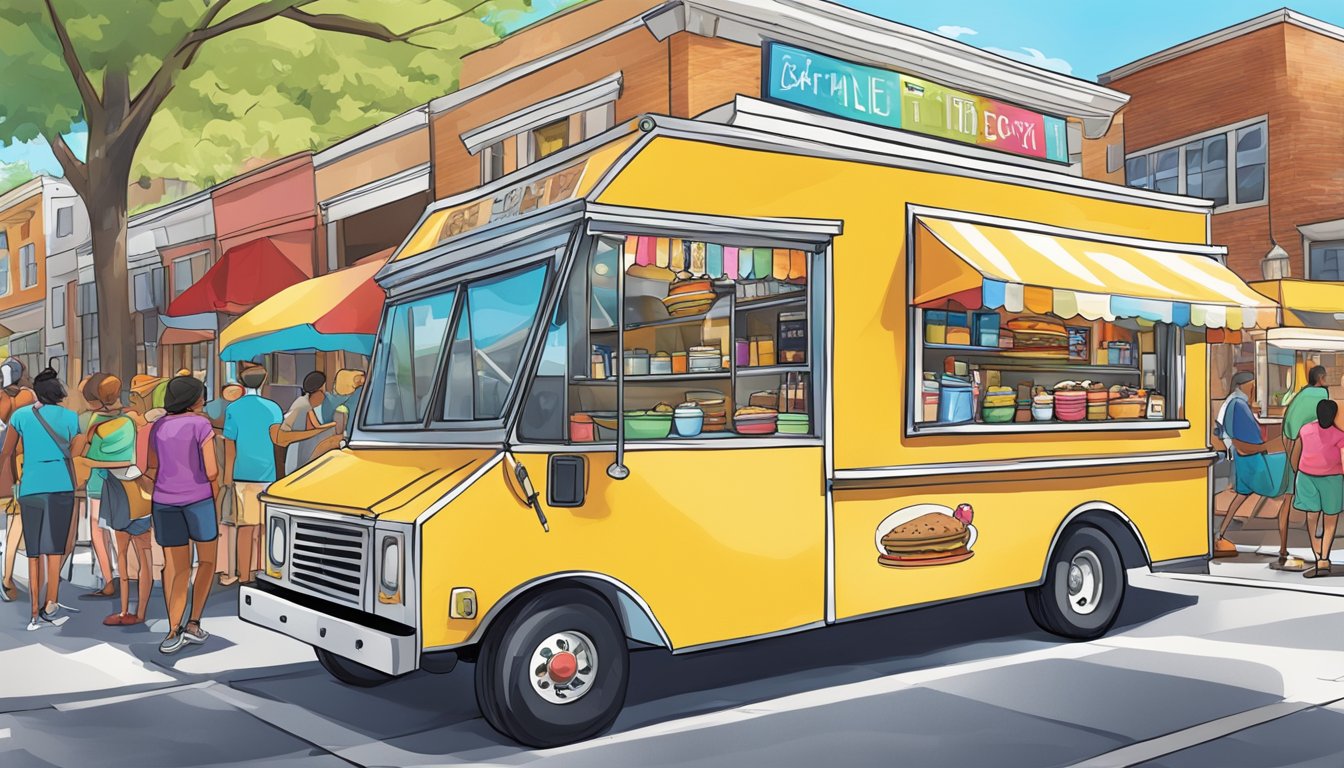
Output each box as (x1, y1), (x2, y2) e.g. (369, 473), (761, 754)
(1086, 9), (1344, 283)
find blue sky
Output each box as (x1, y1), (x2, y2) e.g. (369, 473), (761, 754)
(8, 1), (1344, 178)
(841, 1), (1344, 80)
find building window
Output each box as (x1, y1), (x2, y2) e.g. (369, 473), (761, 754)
(529, 118), (570, 164)
(80, 314), (99, 374)
(1310, 241), (1344, 281)
(51, 284), (65, 328)
(18, 244), (36, 289)
(481, 140), (506, 184)
(172, 251), (208, 299)
(55, 206), (73, 237)
(1126, 119), (1266, 209)
(582, 103), (616, 139)
(0, 230), (8, 251)
(77, 282), (98, 374)
(8, 333), (41, 381)
(1235, 123), (1267, 205)
(0, 253), (12, 297)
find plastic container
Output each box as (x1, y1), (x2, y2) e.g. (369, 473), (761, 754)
(735, 338), (750, 367)
(777, 413), (810, 434)
(650, 352), (672, 375)
(623, 349), (651, 376)
(982, 405), (1016, 423)
(937, 377), (974, 424)
(569, 413), (596, 442)
(624, 410), (672, 439)
(673, 404), (704, 437)
(1031, 403), (1054, 421)
(671, 351), (688, 374)
(1109, 399), (1146, 420)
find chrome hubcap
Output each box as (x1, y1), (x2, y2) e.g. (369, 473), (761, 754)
(1066, 549), (1103, 616)
(529, 630), (597, 705)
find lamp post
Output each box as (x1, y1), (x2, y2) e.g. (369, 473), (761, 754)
(1262, 242), (1291, 280)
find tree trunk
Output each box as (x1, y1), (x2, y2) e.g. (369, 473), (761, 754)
(87, 156), (137, 385)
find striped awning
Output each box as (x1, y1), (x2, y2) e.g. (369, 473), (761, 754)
(915, 216), (1278, 330)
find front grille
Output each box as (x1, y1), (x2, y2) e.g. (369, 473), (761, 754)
(289, 518), (367, 607)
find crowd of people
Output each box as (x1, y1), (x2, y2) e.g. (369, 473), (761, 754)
(0, 359), (363, 654)
(1215, 365), (1344, 577)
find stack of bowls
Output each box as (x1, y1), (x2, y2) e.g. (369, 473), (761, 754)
(663, 278), (717, 317)
(1054, 391), (1087, 422)
(687, 391), (727, 432)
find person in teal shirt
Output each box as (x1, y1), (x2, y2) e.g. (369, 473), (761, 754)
(0, 367), (80, 630)
(1276, 365), (1334, 567)
(222, 364), (284, 585)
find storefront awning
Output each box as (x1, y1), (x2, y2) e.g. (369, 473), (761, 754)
(218, 257), (386, 362)
(166, 237), (309, 317)
(915, 216), (1278, 329)
(1248, 279), (1344, 330)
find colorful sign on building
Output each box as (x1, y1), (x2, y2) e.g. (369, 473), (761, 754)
(765, 42), (1069, 164)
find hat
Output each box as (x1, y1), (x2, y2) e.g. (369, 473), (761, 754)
(130, 374), (163, 397)
(1231, 371), (1255, 386)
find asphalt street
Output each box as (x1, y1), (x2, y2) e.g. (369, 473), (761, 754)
(2, 566), (1344, 767)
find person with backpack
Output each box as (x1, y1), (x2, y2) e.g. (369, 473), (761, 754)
(0, 364), (81, 630)
(74, 373), (152, 625)
(1214, 370), (1290, 557)
(142, 375), (218, 654)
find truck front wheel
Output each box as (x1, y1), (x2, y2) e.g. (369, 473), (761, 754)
(316, 648), (395, 688)
(475, 587), (629, 747)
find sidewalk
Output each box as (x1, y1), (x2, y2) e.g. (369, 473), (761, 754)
(0, 573), (315, 715)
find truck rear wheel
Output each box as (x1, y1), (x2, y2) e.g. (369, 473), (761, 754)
(316, 648), (395, 688)
(1026, 524), (1126, 640)
(475, 587), (629, 747)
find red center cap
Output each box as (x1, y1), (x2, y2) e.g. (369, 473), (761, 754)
(548, 651), (578, 682)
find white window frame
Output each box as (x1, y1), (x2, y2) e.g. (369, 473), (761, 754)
(51, 283), (66, 328)
(1124, 115), (1268, 213)
(171, 250), (209, 299)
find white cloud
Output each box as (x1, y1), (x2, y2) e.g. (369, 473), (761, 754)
(985, 46), (1073, 75)
(936, 25), (978, 39)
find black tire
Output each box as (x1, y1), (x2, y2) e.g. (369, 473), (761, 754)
(475, 587), (629, 748)
(316, 648), (396, 688)
(1026, 524), (1126, 640)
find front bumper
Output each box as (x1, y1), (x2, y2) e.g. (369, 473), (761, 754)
(239, 584), (417, 676)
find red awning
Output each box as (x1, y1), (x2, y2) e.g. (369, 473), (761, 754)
(166, 237), (309, 316)
(159, 327), (213, 346)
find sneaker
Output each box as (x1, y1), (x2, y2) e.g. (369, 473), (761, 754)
(26, 617), (48, 631)
(181, 623), (209, 645)
(159, 631), (187, 655)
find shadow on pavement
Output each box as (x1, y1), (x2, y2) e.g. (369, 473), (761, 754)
(230, 577), (1198, 756)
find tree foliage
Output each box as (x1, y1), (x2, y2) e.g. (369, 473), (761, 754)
(0, 162), (37, 196)
(0, 0), (564, 186)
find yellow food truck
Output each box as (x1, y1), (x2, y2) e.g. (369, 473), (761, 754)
(240, 103), (1277, 746)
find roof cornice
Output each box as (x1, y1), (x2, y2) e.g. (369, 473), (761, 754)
(429, 0), (1128, 138)
(1099, 9), (1340, 84)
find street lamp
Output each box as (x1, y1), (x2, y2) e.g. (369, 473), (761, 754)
(1262, 242), (1291, 280)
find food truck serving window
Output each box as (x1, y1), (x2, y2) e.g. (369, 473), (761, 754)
(913, 308), (1183, 431)
(519, 234), (819, 444)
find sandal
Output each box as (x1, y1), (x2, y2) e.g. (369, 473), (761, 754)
(1305, 560), (1333, 579)
(88, 585), (117, 598)
(121, 614), (145, 626)
(103, 612), (133, 626)
(1, 580), (17, 602)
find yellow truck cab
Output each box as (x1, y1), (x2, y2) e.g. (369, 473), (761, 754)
(240, 105), (1277, 747)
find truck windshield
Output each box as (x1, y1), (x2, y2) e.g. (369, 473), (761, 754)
(364, 261), (551, 429)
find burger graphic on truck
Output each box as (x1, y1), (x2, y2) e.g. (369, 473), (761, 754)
(875, 503), (977, 567)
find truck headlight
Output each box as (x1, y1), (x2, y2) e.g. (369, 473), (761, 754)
(268, 515), (287, 567)
(379, 536), (401, 594)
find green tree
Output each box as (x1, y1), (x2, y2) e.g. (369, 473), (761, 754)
(0, 162), (37, 196)
(0, 0), (540, 382)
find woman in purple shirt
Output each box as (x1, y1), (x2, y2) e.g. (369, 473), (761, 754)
(143, 376), (218, 655)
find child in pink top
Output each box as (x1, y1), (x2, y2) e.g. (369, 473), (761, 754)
(1291, 399), (1344, 578)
